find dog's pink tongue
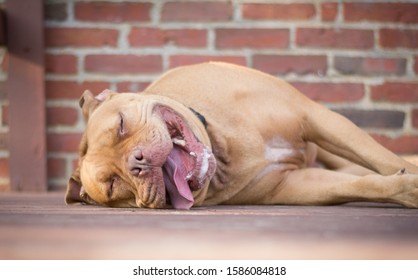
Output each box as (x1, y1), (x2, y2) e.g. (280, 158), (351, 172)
(163, 148), (194, 210)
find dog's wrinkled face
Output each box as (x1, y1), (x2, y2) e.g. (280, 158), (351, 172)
(66, 90), (216, 209)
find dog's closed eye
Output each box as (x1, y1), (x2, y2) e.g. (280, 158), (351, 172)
(118, 113), (126, 137)
(107, 177), (117, 198)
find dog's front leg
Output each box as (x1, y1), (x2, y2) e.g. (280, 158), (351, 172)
(302, 101), (418, 175)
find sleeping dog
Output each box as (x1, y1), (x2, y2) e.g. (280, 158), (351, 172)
(66, 62), (418, 209)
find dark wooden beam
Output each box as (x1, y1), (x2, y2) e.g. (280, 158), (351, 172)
(0, 8), (6, 46)
(6, 0), (47, 191)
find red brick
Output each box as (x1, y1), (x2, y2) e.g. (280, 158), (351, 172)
(156, 29), (207, 48)
(46, 81), (111, 100)
(242, 3), (315, 20)
(2, 105), (8, 126)
(46, 28), (118, 48)
(253, 55), (327, 76)
(412, 109), (418, 128)
(129, 28), (207, 48)
(48, 158), (66, 179)
(216, 28), (289, 49)
(47, 107), (79, 127)
(0, 82), (5, 100)
(296, 28), (374, 49)
(335, 109), (404, 129)
(291, 82), (364, 103)
(0, 158), (9, 177)
(46, 54), (77, 74)
(0, 132), (8, 150)
(371, 134), (418, 154)
(162, 2), (233, 22)
(371, 83), (418, 103)
(45, 3), (67, 21)
(415, 56), (418, 75)
(75, 2), (151, 22)
(117, 82), (150, 93)
(47, 133), (82, 153)
(169, 55), (246, 69)
(129, 28), (163, 47)
(335, 57), (406, 76)
(344, 3), (418, 23)
(380, 29), (418, 49)
(85, 55), (162, 74)
(321, 2), (338, 22)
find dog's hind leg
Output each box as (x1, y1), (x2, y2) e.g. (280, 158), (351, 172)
(271, 168), (418, 208)
(301, 101), (418, 175)
(316, 146), (375, 176)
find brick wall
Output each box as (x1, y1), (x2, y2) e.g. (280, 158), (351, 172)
(1, 0), (418, 191)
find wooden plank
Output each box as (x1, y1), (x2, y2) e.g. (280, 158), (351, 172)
(1, 193), (418, 259)
(6, 0), (46, 191)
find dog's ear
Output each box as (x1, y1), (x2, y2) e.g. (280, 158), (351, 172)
(66, 133), (90, 205)
(65, 132), (97, 205)
(79, 90), (99, 121)
(65, 166), (84, 204)
(65, 169), (98, 205)
(79, 89), (117, 121)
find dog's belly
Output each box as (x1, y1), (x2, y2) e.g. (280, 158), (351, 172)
(257, 137), (317, 182)
(203, 136), (317, 206)
(252, 139), (304, 189)
(265, 136), (302, 164)
(244, 137), (317, 202)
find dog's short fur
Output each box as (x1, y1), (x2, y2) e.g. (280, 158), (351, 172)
(66, 62), (418, 209)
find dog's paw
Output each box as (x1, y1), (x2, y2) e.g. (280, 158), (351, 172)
(392, 174), (418, 208)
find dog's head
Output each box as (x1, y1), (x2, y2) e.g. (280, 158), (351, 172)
(66, 90), (216, 209)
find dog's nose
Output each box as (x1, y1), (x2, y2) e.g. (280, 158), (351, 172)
(132, 149), (143, 161)
(128, 149), (146, 176)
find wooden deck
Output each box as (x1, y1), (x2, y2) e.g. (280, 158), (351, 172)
(1, 192), (418, 260)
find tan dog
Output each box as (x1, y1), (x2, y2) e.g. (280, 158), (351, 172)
(66, 62), (418, 209)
